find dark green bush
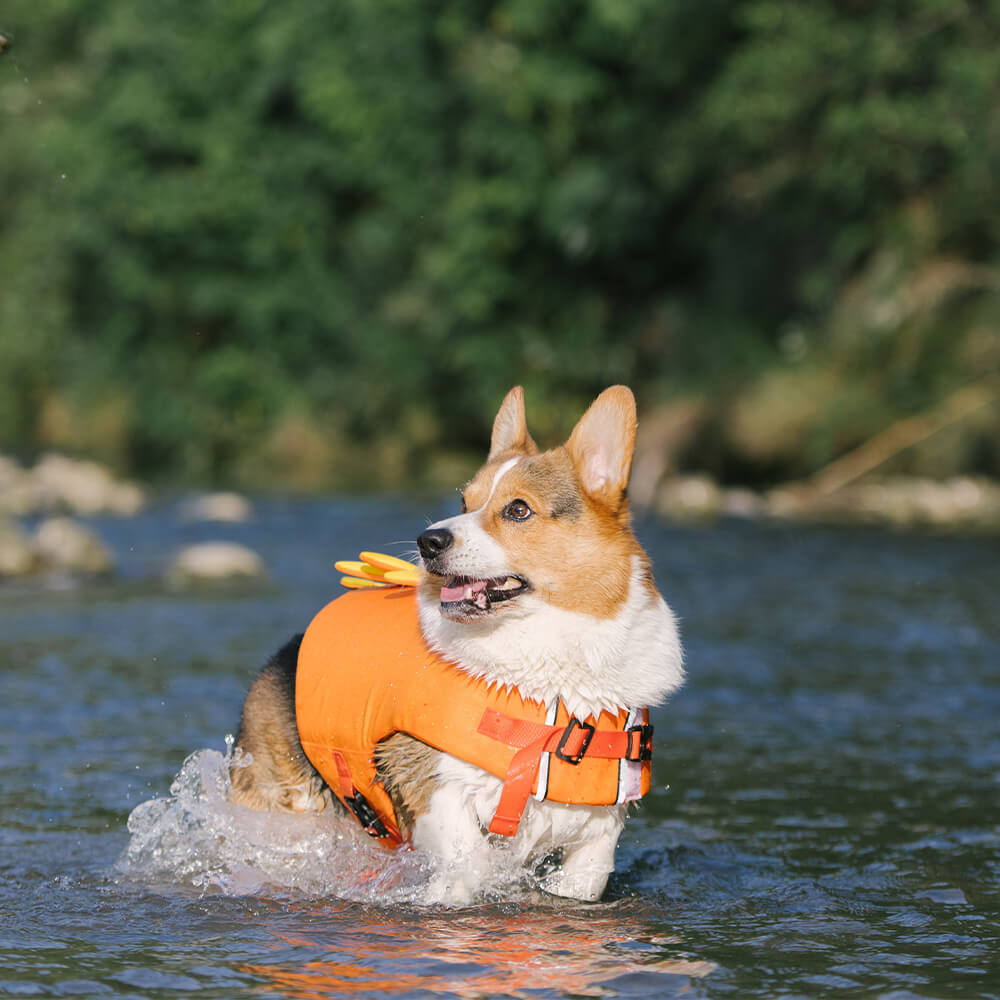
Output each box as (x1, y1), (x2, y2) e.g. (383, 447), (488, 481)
(1, 0), (997, 485)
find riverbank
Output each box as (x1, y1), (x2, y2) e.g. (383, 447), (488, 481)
(0, 453), (266, 583)
(652, 473), (1000, 532)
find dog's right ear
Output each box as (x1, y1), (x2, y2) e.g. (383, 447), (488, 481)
(489, 386), (539, 459)
(565, 385), (637, 509)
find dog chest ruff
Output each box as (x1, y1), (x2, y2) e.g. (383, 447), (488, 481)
(295, 588), (653, 847)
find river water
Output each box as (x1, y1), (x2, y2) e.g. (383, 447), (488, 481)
(2, 496), (998, 998)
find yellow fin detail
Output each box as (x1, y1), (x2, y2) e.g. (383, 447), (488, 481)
(340, 576), (390, 589)
(338, 551), (420, 590)
(360, 552), (419, 573)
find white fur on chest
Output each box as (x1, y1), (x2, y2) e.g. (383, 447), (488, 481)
(418, 555), (683, 720)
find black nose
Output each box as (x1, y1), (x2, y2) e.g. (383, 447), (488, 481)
(417, 527), (454, 562)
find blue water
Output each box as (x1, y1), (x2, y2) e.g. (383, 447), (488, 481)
(2, 497), (999, 997)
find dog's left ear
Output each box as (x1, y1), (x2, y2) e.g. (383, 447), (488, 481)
(565, 386), (637, 507)
(489, 386), (539, 459)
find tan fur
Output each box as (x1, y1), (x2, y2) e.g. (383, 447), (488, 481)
(484, 456), (640, 619)
(565, 386), (637, 506)
(489, 386), (539, 459)
(231, 666), (333, 813)
(232, 662), (441, 830)
(455, 387), (644, 621)
(374, 734), (443, 836)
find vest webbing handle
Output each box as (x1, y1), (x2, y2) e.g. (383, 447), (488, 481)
(477, 709), (653, 837)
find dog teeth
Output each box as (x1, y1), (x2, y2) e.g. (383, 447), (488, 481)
(441, 575), (525, 609)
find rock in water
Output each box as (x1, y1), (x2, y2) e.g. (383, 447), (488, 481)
(31, 453), (145, 516)
(179, 492), (254, 523)
(0, 517), (40, 577)
(167, 542), (265, 586)
(35, 517), (115, 575)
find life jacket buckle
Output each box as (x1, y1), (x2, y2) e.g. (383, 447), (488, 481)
(626, 723), (654, 762)
(346, 790), (391, 839)
(554, 717), (596, 764)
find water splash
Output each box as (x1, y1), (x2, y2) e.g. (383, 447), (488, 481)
(118, 737), (435, 902)
(118, 739), (644, 906)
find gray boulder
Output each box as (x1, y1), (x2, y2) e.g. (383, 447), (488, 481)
(0, 517), (40, 577)
(34, 516), (115, 575)
(166, 541), (265, 586)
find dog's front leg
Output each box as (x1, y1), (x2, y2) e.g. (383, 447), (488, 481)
(539, 808), (626, 902)
(411, 782), (495, 905)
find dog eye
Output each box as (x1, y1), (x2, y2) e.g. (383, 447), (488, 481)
(502, 499), (532, 521)
(459, 494), (467, 514)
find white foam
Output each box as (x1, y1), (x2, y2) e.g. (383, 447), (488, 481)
(117, 738), (429, 901)
(117, 737), (534, 904)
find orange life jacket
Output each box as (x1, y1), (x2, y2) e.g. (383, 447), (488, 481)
(295, 587), (653, 848)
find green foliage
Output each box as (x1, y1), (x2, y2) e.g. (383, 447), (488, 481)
(1, 0), (998, 485)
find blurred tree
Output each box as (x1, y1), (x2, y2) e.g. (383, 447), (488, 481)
(0, 0), (997, 485)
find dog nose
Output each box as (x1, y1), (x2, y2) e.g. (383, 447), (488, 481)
(417, 527), (454, 562)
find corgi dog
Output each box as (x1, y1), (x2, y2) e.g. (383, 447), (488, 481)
(231, 386), (684, 903)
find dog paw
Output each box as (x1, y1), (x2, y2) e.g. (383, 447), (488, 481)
(422, 870), (479, 906)
(281, 781), (332, 813)
(538, 871), (607, 902)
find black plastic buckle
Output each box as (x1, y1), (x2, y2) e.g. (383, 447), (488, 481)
(626, 723), (654, 762)
(555, 717), (595, 764)
(346, 791), (391, 838)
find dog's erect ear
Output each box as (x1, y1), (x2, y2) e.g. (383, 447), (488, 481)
(489, 386), (539, 459)
(565, 386), (637, 506)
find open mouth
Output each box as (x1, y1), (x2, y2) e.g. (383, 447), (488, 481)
(439, 575), (530, 618)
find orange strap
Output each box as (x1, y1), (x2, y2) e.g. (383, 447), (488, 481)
(477, 709), (653, 837)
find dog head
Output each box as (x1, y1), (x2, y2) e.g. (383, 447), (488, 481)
(415, 386), (682, 715)
(417, 385), (645, 625)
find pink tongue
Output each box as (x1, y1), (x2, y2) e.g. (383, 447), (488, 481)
(440, 579), (488, 603)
